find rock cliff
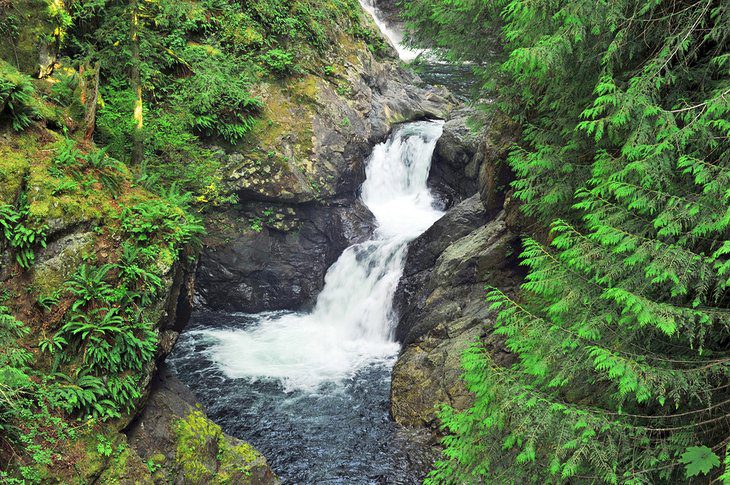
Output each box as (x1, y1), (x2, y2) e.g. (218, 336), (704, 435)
(390, 108), (523, 429)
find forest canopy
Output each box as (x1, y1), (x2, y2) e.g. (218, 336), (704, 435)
(403, 0), (730, 482)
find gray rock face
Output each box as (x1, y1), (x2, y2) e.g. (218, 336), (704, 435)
(197, 199), (374, 312)
(391, 208), (521, 428)
(429, 108), (517, 211)
(395, 206), (520, 348)
(428, 107), (482, 206)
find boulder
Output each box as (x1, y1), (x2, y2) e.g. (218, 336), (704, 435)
(127, 365), (279, 485)
(428, 107), (483, 206)
(428, 108), (518, 212)
(197, 198), (374, 312)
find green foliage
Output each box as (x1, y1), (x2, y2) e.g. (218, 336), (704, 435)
(259, 48), (296, 76)
(64, 0), (371, 207)
(0, 307), (32, 439)
(0, 62), (38, 131)
(405, 0), (730, 483)
(174, 45), (262, 143)
(52, 303), (159, 417)
(53, 140), (126, 196)
(95, 79), (137, 161)
(0, 0), (386, 478)
(37, 290), (62, 313)
(38, 333), (66, 354)
(96, 434), (113, 457)
(0, 198), (47, 269)
(680, 446), (720, 478)
(120, 195), (204, 251)
(64, 263), (114, 312)
(116, 242), (163, 306)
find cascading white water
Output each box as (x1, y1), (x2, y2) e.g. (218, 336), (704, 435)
(357, 0), (424, 62)
(195, 121), (444, 392)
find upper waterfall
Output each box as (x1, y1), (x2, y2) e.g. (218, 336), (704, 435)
(358, 0), (423, 62)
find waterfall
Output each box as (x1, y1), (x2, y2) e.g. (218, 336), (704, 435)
(357, 0), (423, 62)
(194, 121), (445, 392)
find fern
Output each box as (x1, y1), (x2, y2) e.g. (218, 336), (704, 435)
(64, 264), (115, 311)
(0, 62), (38, 131)
(0, 201), (47, 270)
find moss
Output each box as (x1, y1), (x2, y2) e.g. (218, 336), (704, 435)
(0, 0), (57, 76)
(31, 231), (95, 295)
(96, 438), (154, 485)
(0, 131), (31, 205)
(174, 410), (264, 485)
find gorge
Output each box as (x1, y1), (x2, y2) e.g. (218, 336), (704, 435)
(170, 121), (446, 482)
(2, 0), (726, 483)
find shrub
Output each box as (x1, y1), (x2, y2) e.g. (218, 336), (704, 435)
(174, 46), (262, 143)
(259, 48), (296, 75)
(51, 307), (158, 418)
(0, 308), (32, 439)
(64, 264), (115, 311)
(120, 197), (204, 251)
(0, 62), (38, 131)
(0, 200), (48, 270)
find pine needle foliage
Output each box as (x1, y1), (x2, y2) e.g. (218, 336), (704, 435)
(404, 0), (730, 482)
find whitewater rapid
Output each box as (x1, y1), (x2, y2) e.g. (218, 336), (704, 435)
(190, 121), (445, 393)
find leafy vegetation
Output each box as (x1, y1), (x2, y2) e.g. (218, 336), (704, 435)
(0, 61), (38, 131)
(0, 0), (385, 480)
(404, 0), (730, 482)
(0, 197), (47, 269)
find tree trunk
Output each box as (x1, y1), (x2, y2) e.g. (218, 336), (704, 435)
(84, 63), (101, 142)
(130, 0), (143, 164)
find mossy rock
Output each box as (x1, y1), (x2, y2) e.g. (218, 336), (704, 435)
(31, 231), (95, 295)
(0, 129), (32, 204)
(127, 371), (279, 485)
(174, 410), (274, 485)
(95, 440), (154, 485)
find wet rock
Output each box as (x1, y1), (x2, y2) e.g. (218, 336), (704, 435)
(391, 208), (521, 428)
(127, 365), (279, 485)
(197, 198), (374, 312)
(398, 194), (488, 281)
(428, 107), (518, 213)
(476, 111), (518, 214)
(26, 231), (95, 294)
(395, 208), (519, 347)
(428, 107), (483, 205)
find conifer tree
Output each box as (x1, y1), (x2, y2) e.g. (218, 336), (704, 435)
(404, 0), (730, 482)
